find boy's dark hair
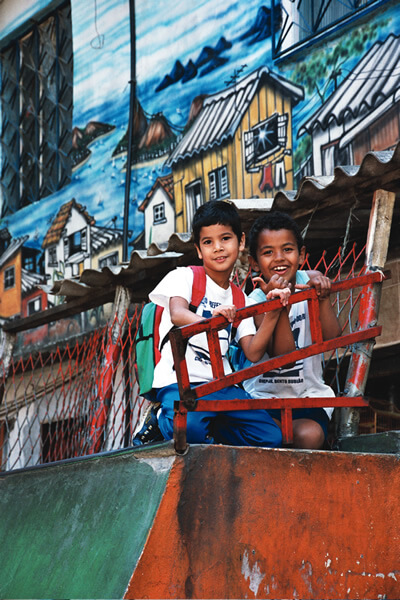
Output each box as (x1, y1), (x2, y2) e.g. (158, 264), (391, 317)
(192, 200), (243, 246)
(248, 211), (304, 259)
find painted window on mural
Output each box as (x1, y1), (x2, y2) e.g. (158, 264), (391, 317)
(4, 266), (15, 290)
(153, 203), (166, 224)
(98, 252), (119, 269)
(185, 180), (203, 230)
(0, 1), (73, 217)
(209, 167), (229, 201)
(273, 0), (389, 56)
(244, 114), (288, 170)
(322, 143), (336, 176)
(28, 297), (42, 316)
(64, 228), (87, 259)
(48, 246), (58, 267)
(23, 256), (35, 271)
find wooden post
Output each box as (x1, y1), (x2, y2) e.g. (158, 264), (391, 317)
(338, 189), (395, 438)
(87, 285), (131, 453)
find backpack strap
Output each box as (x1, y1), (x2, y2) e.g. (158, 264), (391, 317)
(229, 280), (246, 339)
(188, 265), (246, 313)
(230, 280), (245, 310)
(188, 265), (207, 311)
(160, 265), (206, 353)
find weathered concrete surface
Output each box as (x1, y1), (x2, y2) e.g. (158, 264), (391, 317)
(337, 430), (400, 454)
(0, 444), (174, 599)
(126, 445), (400, 600)
(1, 443), (399, 599)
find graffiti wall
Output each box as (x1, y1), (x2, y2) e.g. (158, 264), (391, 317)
(0, 0), (398, 348)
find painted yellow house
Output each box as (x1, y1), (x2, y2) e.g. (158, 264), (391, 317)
(165, 66), (304, 233)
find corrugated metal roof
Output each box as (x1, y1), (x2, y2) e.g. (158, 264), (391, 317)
(21, 268), (46, 296)
(38, 143), (400, 308)
(299, 34), (400, 135)
(274, 144), (400, 210)
(90, 225), (123, 253)
(0, 236), (29, 269)
(45, 233), (198, 302)
(166, 66), (304, 167)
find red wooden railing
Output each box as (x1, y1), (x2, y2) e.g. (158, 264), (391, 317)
(170, 271), (386, 453)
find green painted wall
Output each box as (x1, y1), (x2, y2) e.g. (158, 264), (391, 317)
(0, 445), (174, 599)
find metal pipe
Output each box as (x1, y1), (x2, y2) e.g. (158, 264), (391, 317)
(123, 0), (136, 263)
(338, 189), (395, 438)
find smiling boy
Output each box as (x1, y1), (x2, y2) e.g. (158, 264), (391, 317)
(243, 211), (342, 449)
(133, 201), (291, 447)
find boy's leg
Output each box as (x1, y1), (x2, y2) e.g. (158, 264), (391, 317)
(210, 387), (282, 448)
(267, 407), (329, 449)
(156, 384), (216, 444)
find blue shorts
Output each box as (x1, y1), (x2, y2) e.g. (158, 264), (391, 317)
(267, 407), (330, 438)
(156, 383), (282, 448)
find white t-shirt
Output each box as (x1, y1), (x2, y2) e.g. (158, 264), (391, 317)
(149, 266), (256, 389)
(243, 271), (335, 418)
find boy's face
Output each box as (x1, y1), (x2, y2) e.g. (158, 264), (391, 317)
(251, 228), (305, 286)
(195, 223), (245, 283)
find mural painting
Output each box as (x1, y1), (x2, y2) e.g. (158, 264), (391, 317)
(0, 0), (399, 352)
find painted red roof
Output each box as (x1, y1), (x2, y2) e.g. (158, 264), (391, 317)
(42, 199), (95, 248)
(138, 174), (174, 212)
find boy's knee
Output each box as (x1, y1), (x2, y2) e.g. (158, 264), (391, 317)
(292, 419), (325, 449)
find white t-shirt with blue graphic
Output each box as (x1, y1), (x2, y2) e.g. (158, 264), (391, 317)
(243, 270), (335, 418)
(150, 266), (256, 389)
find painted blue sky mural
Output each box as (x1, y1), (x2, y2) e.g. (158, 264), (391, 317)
(2, 0), (278, 250)
(0, 0), (399, 253)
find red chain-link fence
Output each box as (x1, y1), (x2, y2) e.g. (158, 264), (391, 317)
(0, 243), (396, 471)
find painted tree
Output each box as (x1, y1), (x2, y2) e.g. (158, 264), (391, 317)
(291, 19), (390, 103)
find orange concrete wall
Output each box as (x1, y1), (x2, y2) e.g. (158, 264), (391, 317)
(126, 445), (400, 600)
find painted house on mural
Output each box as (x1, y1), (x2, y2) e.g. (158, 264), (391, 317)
(0, 229), (46, 320)
(165, 66), (304, 233)
(298, 34), (400, 177)
(42, 199), (95, 284)
(90, 223), (124, 270)
(42, 199), (124, 303)
(138, 174), (174, 247)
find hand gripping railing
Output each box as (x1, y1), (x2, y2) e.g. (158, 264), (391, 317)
(169, 271), (386, 454)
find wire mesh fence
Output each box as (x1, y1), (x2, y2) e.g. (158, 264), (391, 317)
(0, 243), (395, 471)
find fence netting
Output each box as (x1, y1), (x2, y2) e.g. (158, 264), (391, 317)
(0, 243), (396, 471)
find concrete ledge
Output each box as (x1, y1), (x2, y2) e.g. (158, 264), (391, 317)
(337, 430), (400, 454)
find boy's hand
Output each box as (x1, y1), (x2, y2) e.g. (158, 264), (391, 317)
(212, 304), (237, 323)
(265, 287), (291, 307)
(253, 274), (292, 296)
(296, 274), (332, 299)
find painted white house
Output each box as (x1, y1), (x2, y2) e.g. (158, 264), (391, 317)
(138, 174), (175, 248)
(298, 34), (400, 176)
(42, 199), (94, 300)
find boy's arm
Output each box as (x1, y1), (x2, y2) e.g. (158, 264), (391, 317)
(239, 288), (294, 363)
(169, 297), (238, 326)
(270, 308), (296, 357)
(170, 296), (203, 326)
(299, 271), (342, 340)
(317, 296), (342, 340)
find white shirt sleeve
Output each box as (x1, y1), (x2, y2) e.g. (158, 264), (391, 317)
(235, 293), (257, 340)
(149, 267), (194, 308)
